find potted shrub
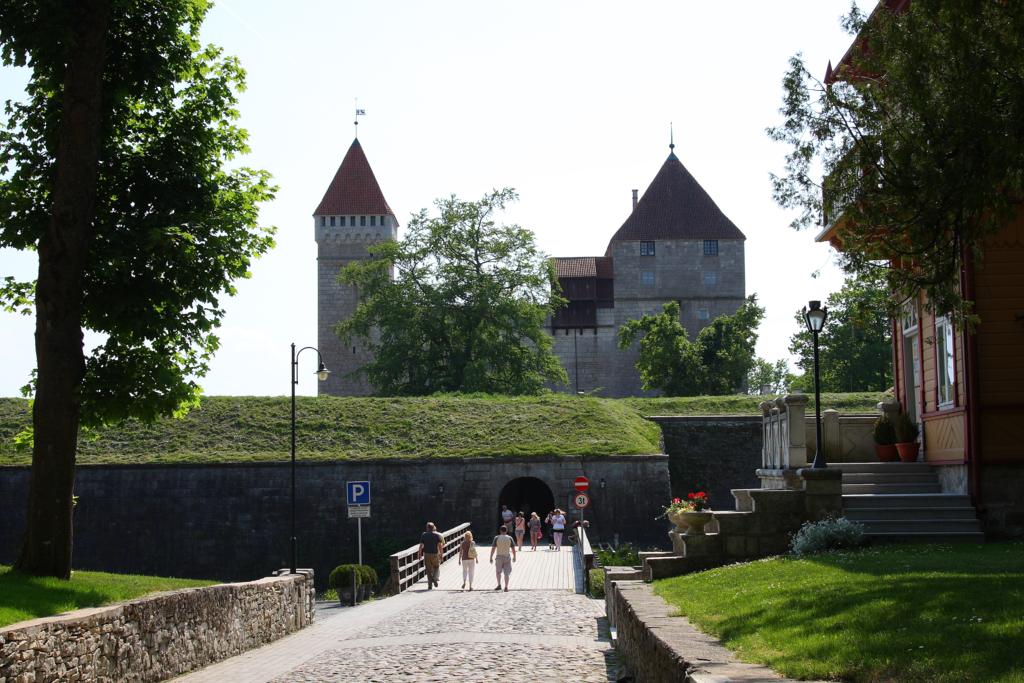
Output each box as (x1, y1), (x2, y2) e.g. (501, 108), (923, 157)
(893, 412), (921, 462)
(329, 564), (378, 605)
(872, 415), (899, 462)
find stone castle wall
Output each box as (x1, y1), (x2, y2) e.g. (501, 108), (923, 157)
(651, 416), (762, 509)
(548, 238), (747, 397)
(0, 572), (315, 683)
(0, 456), (670, 588)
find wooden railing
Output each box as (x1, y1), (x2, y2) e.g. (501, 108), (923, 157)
(385, 522), (470, 595)
(574, 524), (595, 594)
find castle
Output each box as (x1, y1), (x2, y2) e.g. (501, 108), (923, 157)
(313, 138), (746, 397)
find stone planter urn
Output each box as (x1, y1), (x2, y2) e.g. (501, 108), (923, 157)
(681, 511), (714, 535)
(667, 509), (690, 533)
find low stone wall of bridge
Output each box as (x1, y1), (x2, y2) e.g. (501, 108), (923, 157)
(0, 571), (314, 683)
(0, 455), (669, 588)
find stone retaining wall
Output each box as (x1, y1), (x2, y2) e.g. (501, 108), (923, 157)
(607, 579), (786, 682)
(0, 571), (315, 683)
(650, 416), (762, 509)
(0, 456), (669, 588)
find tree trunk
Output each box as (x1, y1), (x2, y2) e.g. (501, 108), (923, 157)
(15, 0), (111, 578)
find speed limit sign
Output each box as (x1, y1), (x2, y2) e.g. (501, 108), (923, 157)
(574, 492), (590, 509)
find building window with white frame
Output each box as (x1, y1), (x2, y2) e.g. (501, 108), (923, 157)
(640, 241), (655, 256)
(935, 315), (956, 407)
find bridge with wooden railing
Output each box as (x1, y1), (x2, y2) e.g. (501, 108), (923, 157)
(385, 521), (592, 594)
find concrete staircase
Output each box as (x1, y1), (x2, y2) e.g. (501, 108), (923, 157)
(836, 462), (984, 543)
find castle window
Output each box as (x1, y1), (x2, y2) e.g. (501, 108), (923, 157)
(640, 241), (655, 256)
(640, 271), (655, 287)
(330, 216), (336, 227)
(370, 215), (376, 226)
(703, 271), (718, 286)
(350, 216), (355, 226)
(320, 216), (326, 227)
(703, 240), (719, 256)
(360, 216), (367, 227)
(380, 216), (387, 226)
(698, 307), (710, 320)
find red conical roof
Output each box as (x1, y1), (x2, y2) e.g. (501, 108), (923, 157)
(609, 152), (745, 243)
(313, 138), (395, 217)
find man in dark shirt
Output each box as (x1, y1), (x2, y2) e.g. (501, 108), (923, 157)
(418, 521), (445, 589)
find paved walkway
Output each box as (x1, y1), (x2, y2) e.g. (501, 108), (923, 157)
(418, 542), (579, 591)
(174, 545), (616, 682)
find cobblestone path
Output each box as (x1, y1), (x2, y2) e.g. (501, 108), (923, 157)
(273, 591), (619, 683)
(175, 551), (618, 683)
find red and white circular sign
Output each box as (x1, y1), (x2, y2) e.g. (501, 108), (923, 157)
(574, 476), (589, 492)
(574, 492), (590, 509)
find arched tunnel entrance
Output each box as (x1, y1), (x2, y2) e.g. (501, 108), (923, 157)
(497, 477), (555, 530)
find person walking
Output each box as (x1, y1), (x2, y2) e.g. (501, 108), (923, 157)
(418, 522), (445, 589)
(551, 508), (567, 551)
(514, 511), (526, 550)
(458, 530), (478, 591)
(489, 525), (517, 592)
(528, 512), (542, 551)
(500, 504), (514, 531)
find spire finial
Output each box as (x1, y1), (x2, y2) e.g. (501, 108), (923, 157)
(670, 122), (675, 152)
(354, 98), (365, 138)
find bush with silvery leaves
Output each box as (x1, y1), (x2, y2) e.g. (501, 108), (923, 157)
(790, 517), (867, 556)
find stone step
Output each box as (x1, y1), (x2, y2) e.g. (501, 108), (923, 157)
(845, 506), (979, 521)
(842, 482), (942, 494)
(866, 531), (985, 544)
(841, 472), (939, 485)
(854, 519), (983, 534)
(829, 462), (933, 474)
(843, 493), (974, 509)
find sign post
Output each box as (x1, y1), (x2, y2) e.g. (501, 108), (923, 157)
(346, 481), (371, 565)
(573, 477), (590, 524)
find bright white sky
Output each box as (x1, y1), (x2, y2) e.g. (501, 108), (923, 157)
(0, 0), (871, 398)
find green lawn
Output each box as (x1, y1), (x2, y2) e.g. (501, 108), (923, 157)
(0, 565), (215, 628)
(0, 392), (886, 466)
(654, 543), (1024, 683)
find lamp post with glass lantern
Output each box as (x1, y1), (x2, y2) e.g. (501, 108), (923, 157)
(802, 301), (829, 469)
(290, 343), (330, 574)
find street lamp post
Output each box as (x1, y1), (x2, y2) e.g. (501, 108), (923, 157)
(802, 301), (829, 469)
(290, 343), (330, 574)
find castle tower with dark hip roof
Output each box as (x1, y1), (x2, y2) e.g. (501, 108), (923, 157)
(551, 143), (746, 396)
(313, 138), (397, 396)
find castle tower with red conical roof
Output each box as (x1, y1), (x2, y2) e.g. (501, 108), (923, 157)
(314, 138), (397, 396)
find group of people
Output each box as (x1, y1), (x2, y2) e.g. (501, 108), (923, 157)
(417, 507), (571, 593)
(499, 504), (568, 552)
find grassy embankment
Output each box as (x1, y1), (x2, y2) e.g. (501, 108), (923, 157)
(0, 392), (885, 466)
(655, 543), (1024, 683)
(0, 565), (214, 629)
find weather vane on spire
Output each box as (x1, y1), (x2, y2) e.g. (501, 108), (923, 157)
(354, 98), (365, 138)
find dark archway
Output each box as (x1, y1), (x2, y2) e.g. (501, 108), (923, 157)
(497, 477), (555, 530)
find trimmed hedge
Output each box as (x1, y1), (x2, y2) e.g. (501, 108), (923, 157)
(328, 563), (379, 589)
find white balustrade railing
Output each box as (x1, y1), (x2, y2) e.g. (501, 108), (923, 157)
(759, 394), (808, 470)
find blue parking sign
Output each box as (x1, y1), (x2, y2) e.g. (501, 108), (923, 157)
(346, 481), (371, 506)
